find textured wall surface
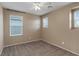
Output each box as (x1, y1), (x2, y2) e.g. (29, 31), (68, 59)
(3, 9), (41, 47)
(0, 6), (3, 55)
(42, 3), (79, 55)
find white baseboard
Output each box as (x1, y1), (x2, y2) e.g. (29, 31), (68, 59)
(4, 39), (41, 48)
(43, 40), (79, 56)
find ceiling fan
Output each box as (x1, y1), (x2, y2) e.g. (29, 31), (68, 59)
(33, 2), (53, 11)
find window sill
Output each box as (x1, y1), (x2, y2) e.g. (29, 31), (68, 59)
(10, 34), (23, 36)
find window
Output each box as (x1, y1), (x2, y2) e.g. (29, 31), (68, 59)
(43, 16), (48, 28)
(71, 8), (79, 28)
(10, 15), (23, 36)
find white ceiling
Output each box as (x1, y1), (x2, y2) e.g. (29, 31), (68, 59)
(0, 2), (72, 16)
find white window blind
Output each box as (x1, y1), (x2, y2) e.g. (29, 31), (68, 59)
(73, 9), (79, 28)
(10, 15), (23, 36)
(43, 16), (48, 28)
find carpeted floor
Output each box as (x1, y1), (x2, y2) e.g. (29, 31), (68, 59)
(1, 40), (77, 56)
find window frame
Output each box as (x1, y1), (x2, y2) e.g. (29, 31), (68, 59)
(43, 16), (48, 28)
(9, 15), (23, 36)
(70, 6), (79, 29)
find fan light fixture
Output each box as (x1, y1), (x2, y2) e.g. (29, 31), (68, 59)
(34, 4), (41, 10)
(33, 2), (41, 11)
(33, 2), (53, 11)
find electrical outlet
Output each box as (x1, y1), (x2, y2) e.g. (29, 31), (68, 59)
(62, 42), (64, 44)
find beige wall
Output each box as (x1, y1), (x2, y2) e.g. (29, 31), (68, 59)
(4, 9), (41, 47)
(42, 2), (79, 55)
(0, 6), (3, 55)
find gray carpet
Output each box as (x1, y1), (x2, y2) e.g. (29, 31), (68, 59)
(1, 40), (77, 56)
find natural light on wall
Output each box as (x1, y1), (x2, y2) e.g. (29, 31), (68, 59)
(34, 18), (40, 30)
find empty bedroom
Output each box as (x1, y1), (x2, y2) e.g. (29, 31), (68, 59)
(0, 2), (79, 56)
